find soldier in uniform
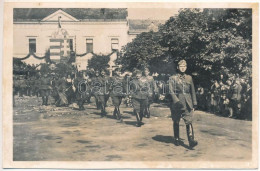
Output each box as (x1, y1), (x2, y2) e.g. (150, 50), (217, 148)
(34, 73), (41, 97)
(26, 76), (35, 97)
(56, 75), (69, 107)
(18, 75), (27, 97)
(13, 75), (19, 107)
(30, 75), (37, 97)
(39, 73), (52, 106)
(130, 69), (149, 127)
(92, 70), (102, 110)
(110, 68), (125, 122)
(66, 74), (75, 104)
(143, 67), (156, 118)
(74, 72), (89, 110)
(229, 78), (242, 118)
(96, 69), (110, 117)
(168, 60), (198, 149)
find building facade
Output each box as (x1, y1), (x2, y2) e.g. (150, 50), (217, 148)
(13, 8), (162, 70)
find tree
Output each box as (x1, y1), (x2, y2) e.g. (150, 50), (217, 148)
(88, 54), (110, 72)
(159, 8), (252, 86)
(118, 8), (252, 87)
(117, 31), (170, 73)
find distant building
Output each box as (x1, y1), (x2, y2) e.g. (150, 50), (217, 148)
(127, 19), (165, 41)
(13, 8), (165, 70)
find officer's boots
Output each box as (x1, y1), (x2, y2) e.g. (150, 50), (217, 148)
(173, 122), (180, 146)
(145, 108), (150, 118)
(186, 123), (198, 149)
(96, 99), (101, 110)
(113, 107), (117, 119)
(135, 110), (141, 127)
(79, 101), (85, 110)
(117, 108), (123, 123)
(45, 97), (48, 106)
(42, 97), (45, 105)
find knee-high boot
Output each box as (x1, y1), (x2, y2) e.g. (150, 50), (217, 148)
(186, 123), (198, 149)
(113, 107), (117, 119)
(45, 96), (48, 106)
(117, 107), (123, 122)
(173, 121), (180, 146)
(135, 110), (141, 127)
(42, 97), (45, 105)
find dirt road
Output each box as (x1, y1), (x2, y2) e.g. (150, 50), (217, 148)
(13, 96), (252, 161)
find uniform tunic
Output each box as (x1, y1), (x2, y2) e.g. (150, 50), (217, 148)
(39, 77), (52, 97)
(169, 73), (197, 124)
(93, 76), (110, 105)
(146, 76), (155, 103)
(110, 76), (125, 107)
(130, 77), (149, 113)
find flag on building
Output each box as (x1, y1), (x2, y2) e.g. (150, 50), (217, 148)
(50, 38), (70, 63)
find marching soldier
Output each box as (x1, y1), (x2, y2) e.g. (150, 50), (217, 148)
(74, 71), (89, 111)
(130, 69), (149, 127)
(92, 70), (102, 110)
(143, 67), (156, 118)
(39, 73), (52, 106)
(168, 60), (198, 149)
(110, 68), (125, 123)
(96, 69), (110, 117)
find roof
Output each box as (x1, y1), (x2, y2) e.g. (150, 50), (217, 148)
(13, 8), (128, 21)
(128, 19), (165, 33)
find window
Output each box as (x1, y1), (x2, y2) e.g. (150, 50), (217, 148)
(69, 39), (73, 51)
(111, 38), (119, 51)
(29, 38), (36, 53)
(86, 39), (93, 53)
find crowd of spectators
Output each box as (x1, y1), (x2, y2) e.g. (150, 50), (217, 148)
(196, 74), (252, 120)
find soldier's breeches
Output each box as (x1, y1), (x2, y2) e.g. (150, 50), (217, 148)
(132, 98), (148, 113)
(111, 96), (122, 107)
(169, 103), (193, 125)
(97, 95), (108, 106)
(40, 89), (51, 97)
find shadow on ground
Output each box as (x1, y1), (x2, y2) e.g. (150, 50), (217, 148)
(152, 135), (191, 150)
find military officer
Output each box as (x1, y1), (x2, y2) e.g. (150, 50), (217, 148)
(110, 68), (125, 123)
(130, 69), (149, 127)
(39, 73), (52, 106)
(168, 60), (198, 149)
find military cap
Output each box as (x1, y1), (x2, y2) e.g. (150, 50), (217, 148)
(178, 60), (187, 66)
(143, 67), (150, 72)
(134, 69), (142, 75)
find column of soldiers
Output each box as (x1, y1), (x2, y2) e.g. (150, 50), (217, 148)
(14, 59), (253, 149)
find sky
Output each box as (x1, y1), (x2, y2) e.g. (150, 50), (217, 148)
(128, 8), (179, 20)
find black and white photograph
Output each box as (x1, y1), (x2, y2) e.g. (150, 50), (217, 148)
(2, 1), (258, 169)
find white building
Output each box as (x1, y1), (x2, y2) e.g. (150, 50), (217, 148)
(13, 8), (163, 70)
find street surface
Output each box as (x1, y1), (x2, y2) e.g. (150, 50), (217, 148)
(13, 96), (252, 161)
